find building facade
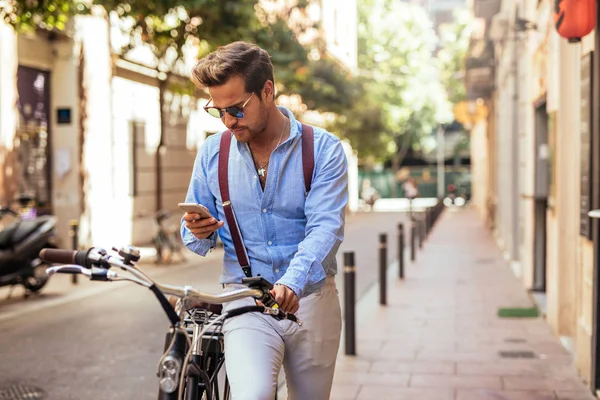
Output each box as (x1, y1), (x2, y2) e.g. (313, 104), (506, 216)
(467, 0), (600, 391)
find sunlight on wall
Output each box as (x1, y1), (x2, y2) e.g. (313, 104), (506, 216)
(111, 77), (161, 246)
(113, 77), (161, 152)
(0, 22), (17, 151)
(321, 0), (358, 70)
(76, 11), (120, 249)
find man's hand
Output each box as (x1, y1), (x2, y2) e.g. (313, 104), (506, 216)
(269, 284), (299, 314)
(183, 213), (224, 240)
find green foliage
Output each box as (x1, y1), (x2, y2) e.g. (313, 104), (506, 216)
(295, 57), (361, 114)
(436, 9), (473, 105)
(327, 85), (393, 158)
(1, 0), (88, 32)
(105, 0), (262, 67)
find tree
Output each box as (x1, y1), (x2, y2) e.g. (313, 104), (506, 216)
(436, 8), (473, 106)
(436, 9), (473, 160)
(334, 0), (451, 166)
(1, 0), (88, 32)
(327, 83), (393, 158)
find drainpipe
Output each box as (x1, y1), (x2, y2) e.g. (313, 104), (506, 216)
(511, 11), (521, 265)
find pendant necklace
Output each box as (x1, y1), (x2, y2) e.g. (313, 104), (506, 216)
(255, 118), (287, 178)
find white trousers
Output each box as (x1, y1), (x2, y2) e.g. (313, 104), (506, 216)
(221, 276), (342, 400)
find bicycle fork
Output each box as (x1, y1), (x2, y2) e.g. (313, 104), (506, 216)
(157, 327), (188, 400)
(185, 324), (203, 400)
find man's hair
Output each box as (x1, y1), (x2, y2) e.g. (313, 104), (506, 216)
(191, 41), (275, 98)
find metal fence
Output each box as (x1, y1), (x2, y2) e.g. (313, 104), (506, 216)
(359, 166), (471, 198)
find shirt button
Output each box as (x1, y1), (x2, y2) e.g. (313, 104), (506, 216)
(275, 269), (279, 273)
(268, 241), (273, 245)
(263, 208), (267, 213)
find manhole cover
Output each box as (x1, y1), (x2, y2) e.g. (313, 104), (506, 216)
(498, 350), (537, 359)
(504, 338), (527, 343)
(0, 385), (45, 400)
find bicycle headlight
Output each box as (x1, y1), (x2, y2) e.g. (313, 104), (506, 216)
(158, 355), (182, 393)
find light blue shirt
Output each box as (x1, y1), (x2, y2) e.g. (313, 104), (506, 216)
(181, 107), (348, 298)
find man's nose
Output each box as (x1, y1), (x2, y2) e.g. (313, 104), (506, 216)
(222, 113), (238, 129)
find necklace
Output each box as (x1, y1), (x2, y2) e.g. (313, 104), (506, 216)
(254, 118), (288, 178)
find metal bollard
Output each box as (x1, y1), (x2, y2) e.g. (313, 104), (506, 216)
(428, 207), (433, 234)
(69, 220), (79, 284)
(398, 223), (404, 279)
(344, 252), (356, 355)
(379, 233), (387, 306)
(418, 217), (424, 249)
(410, 221), (416, 262)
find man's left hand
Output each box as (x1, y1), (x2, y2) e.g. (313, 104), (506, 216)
(270, 284), (299, 314)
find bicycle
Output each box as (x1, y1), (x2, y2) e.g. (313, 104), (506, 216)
(152, 209), (188, 264)
(40, 245), (301, 400)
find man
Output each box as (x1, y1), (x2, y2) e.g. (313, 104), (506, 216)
(403, 178), (418, 220)
(360, 178), (379, 211)
(181, 41), (348, 400)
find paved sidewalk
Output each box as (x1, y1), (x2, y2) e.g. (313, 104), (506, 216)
(331, 206), (595, 400)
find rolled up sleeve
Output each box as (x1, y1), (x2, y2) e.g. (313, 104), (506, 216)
(276, 139), (348, 297)
(180, 142), (220, 256)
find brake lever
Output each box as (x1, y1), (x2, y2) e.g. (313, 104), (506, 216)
(241, 276), (279, 308)
(90, 267), (116, 282)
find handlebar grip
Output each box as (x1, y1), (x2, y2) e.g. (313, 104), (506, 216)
(40, 248), (77, 265)
(40, 248), (91, 267)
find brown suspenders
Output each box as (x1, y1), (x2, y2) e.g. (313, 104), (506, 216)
(217, 123), (314, 278)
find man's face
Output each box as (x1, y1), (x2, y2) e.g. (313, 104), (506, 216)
(207, 75), (272, 143)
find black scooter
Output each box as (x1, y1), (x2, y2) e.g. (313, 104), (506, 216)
(0, 206), (57, 296)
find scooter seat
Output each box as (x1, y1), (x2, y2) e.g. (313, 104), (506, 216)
(0, 217), (50, 250)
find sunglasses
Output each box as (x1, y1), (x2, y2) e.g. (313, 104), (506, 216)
(203, 93), (253, 119)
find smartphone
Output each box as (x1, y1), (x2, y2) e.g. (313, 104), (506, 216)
(178, 203), (213, 219)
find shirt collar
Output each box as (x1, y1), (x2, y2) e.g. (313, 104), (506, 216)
(278, 106), (301, 142)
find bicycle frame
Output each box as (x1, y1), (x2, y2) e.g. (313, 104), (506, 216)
(40, 246), (298, 400)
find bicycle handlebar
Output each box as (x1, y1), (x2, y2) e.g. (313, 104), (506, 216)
(41, 246), (302, 326)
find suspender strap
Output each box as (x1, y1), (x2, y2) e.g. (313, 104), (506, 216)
(218, 130), (251, 278)
(301, 123), (314, 193)
(217, 124), (315, 278)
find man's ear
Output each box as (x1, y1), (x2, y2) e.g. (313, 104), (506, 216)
(262, 80), (275, 102)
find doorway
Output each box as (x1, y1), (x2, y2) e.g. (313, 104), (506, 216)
(532, 98), (548, 293)
(15, 65), (52, 213)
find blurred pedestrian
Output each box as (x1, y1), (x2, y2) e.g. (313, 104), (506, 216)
(361, 178), (379, 211)
(403, 178), (418, 218)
